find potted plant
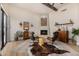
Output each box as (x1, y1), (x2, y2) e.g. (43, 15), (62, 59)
(72, 28), (79, 45)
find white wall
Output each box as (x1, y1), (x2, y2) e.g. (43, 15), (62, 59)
(8, 6), (41, 41)
(49, 3), (79, 39)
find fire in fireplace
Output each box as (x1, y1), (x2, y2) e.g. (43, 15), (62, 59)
(40, 30), (48, 35)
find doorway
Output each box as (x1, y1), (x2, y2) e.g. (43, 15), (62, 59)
(1, 8), (7, 49)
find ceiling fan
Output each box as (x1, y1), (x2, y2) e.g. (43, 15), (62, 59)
(42, 3), (63, 11)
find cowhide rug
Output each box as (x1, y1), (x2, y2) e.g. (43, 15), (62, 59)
(31, 42), (69, 56)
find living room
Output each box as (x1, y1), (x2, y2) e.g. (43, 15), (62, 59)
(0, 3), (79, 56)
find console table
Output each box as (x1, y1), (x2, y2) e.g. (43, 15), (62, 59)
(58, 31), (69, 43)
(23, 30), (29, 40)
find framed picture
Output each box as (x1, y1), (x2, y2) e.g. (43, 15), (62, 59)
(23, 22), (29, 30)
(41, 17), (47, 26)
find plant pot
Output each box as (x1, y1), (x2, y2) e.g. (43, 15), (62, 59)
(75, 36), (79, 46)
(72, 39), (76, 45)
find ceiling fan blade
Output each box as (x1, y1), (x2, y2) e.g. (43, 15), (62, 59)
(42, 3), (58, 11)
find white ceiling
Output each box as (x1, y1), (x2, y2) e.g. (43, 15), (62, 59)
(6, 3), (68, 14)
(8, 3), (53, 14)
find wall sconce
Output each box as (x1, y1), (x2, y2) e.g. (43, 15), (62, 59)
(19, 22), (22, 27)
(31, 24), (34, 27)
(55, 22), (59, 26)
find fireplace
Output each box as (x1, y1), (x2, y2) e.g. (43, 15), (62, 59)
(40, 30), (48, 35)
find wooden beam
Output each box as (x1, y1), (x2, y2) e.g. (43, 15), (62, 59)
(42, 3), (58, 11)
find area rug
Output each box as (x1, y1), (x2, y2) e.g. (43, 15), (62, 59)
(30, 42), (69, 56)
